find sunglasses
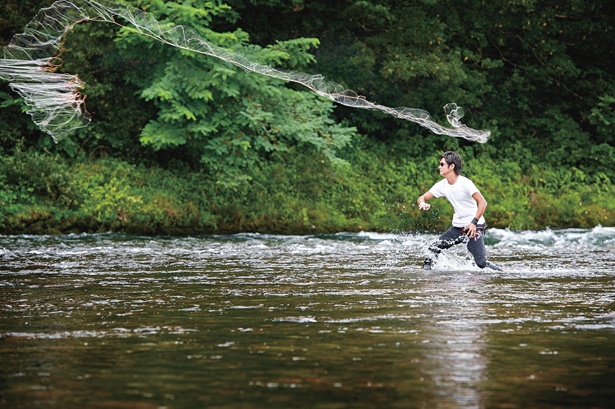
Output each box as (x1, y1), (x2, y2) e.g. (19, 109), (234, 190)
(439, 162), (448, 167)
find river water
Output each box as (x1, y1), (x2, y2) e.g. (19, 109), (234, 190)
(1, 227), (614, 409)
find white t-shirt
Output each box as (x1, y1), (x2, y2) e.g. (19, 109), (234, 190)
(429, 175), (485, 227)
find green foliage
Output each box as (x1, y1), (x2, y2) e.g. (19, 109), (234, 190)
(1, 143), (614, 235)
(1, 0), (614, 234)
(114, 0), (356, 186)
(589, 95), (615, 146)
(54, 21), (159, 161)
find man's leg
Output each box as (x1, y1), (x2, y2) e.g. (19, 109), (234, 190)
(466, 226), (487, 268)
(466, 224), (502, 270)
(422, 227), (466, 269)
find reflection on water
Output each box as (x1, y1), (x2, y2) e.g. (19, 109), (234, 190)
(1, 227), (614, 408)
(415, 273), (489, 408)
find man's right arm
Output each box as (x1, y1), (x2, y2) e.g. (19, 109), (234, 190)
(417, 191), (434, 210)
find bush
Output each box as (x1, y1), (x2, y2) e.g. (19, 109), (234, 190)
(0, 144), (613, 235)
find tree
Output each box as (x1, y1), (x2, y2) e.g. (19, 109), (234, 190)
(111, 0), (356, 185)
(219, 0), (615, 173)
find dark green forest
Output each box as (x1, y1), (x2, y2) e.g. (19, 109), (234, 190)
(0, 0), (613, 235)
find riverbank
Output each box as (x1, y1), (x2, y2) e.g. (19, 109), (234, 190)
(1, 146), (613, 236)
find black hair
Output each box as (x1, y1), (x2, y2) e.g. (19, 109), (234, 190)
(441, 151), (462, 176)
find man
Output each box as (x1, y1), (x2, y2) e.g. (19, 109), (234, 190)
(416, 151), (502, 271)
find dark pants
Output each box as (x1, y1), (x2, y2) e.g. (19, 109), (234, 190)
(427, 224), (488, 268)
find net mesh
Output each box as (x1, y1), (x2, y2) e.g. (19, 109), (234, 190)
(0, 0), (490, 143)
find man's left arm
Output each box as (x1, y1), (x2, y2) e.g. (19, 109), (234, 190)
(465, 191), (488, 237)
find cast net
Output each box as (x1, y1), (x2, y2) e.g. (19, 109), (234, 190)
(0, 0), (491, 143)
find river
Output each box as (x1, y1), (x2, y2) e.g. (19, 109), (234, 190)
(1, 227), (614, 408)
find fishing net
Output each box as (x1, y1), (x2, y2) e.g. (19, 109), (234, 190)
(0, 0), (491, 143)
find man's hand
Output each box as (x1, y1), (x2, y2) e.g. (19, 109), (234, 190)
(464, 223), (477, 238)
(419, 202), (431, 211)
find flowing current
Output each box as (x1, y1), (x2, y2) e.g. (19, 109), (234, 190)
(1, 227), (614, 408)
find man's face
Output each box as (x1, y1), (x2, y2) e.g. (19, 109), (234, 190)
(439, 159), (455, 177)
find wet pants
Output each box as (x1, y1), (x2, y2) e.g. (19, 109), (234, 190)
(427, 224), (488, 268)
